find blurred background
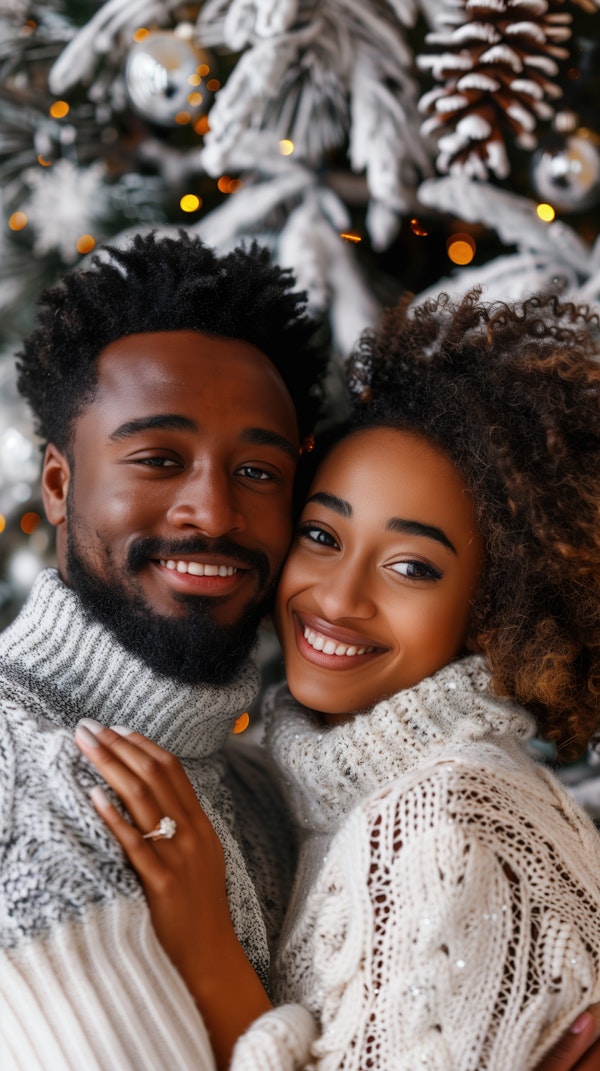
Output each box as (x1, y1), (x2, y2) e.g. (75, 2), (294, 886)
(1, 0), (599, 628)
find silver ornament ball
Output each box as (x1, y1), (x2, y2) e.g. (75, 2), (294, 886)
(125, 30), (211, 127)
(531, 131), (600, 213)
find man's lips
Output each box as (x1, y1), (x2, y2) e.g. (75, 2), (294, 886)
(153, 556), (251, 593)
(159, 558), (245, 578)
(293, 611), (388, 663)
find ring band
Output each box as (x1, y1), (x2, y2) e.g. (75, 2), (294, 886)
(143, 816), (177, 840)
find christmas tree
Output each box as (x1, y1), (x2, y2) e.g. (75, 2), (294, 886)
(0, 0), (599, 622)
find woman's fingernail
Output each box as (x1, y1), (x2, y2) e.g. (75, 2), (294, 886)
(78, 718), (104, 735)
(570, 1011), (592, 1034)
(75, 719), (103, 747)
(90, 785), (111, 810)
(110, 725), (133, 736)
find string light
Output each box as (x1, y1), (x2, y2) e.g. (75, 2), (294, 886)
(132, 27), (150, 42)
(20, 512), (41, 535)
(76, 235), (95, 254)
(536, 203), (556, 222)
(447, 233), (476, 266)
(49, 100), (69, 119)
(232, 712), (250, 734)
(180, 194), (202, 212)
(410, 218), (428, 237)
(340, 232), (361, 243)
(8, 212), (27, 231)
(279, 139), (294, 156)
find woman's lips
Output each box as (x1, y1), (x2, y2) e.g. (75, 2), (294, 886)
(293, 611), (388, 667)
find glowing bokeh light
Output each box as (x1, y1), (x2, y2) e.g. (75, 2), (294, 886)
(536, 202), (556, 222)
(9, 212), (28, 231)
(279, 139), (294, 156)
(133, 27), (150, 42)
(340, 232), (361, 243)
(49, 100), (70, 119)
(410, 218), (428, 237)
(20, 512), (42, 535)
(232, 712), (250, 734)
(76, 235), (95, 254)
(446, 233), (476, 265)
(180, 194), (201, 212)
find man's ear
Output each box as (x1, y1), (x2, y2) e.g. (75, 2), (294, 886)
(41, 443), (70, 527)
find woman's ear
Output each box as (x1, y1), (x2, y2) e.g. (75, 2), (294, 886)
(41, 443), (70, 527)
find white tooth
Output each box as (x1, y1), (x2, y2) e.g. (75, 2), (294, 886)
(176, 561), (188, 573)
(334, 644), (348, 656)
(304, 628), (314, 645)
(204, 564), (219, 576)
(323, 640), (337, 655)
(357, 647), (366, 655)
(345, 646), (358, 656)
(166, 560), (177, 570)
(218, 565), (231, 577)
(312, 635), (325, 652)
(187, 562), (204, 576)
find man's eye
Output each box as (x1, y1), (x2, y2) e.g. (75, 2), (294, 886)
(238, 465), (272, 481)
(136, 456), (177, 468)
(298, 524), (338, 549)
(388, 560), (442, 580)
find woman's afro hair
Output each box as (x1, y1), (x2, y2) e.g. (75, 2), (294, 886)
(17, 230), (330, 448)
(347, 289), (600, 759)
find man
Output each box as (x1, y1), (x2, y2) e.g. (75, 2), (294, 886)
(0, 231), (327, 1069)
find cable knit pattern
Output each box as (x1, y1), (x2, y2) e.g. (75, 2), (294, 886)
(231, 657), (600, 1071)
(0, 568), (292, 1070)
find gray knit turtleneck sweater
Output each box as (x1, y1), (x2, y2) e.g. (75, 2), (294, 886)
(0, 568), (291, 1071)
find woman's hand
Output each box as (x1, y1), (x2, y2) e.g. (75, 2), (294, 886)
(536, 1007), (600, 1071)
(74, 719), (272, 1070)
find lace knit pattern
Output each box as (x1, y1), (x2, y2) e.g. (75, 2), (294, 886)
(232, 657), (600, 1071)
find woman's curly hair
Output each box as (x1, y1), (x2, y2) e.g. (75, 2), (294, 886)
(17, 230), (329, 450)
(347, 290), (600, 760)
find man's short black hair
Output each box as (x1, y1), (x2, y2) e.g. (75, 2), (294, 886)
(17, 231), (329, 449)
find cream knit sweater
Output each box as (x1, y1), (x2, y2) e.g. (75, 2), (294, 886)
(0, 569), (294, 1071)
(232, 656), (600, 1071)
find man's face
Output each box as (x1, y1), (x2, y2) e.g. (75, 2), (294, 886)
(43, 330), (300, 683)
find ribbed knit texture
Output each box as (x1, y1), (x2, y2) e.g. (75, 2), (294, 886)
(231, 657), (600, 1071)
(0, 568), (293, 1069)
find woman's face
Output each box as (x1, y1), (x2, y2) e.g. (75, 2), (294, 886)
(275, 427), (485, 722)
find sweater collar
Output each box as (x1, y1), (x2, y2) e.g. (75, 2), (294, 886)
(265, 655), (535, 833)
(0, 568), (259, 759)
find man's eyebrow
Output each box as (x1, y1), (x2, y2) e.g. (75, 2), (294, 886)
(109, 414), (197, 441)
(241, 427), (298, 461)
(386, 517), (457, 554)
(305, 491), (352, 518)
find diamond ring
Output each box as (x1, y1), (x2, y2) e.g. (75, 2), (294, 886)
(142, 816), (177, 840)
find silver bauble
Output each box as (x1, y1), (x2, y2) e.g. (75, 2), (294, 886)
(125, 31), (211, 127)
(531, 130), (600, 213)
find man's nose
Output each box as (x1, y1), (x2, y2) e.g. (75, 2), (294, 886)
(166, 467), (244, 537)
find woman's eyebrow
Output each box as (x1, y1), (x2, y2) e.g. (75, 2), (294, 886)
(305, 491), (352, 518)
(386, 517), (457, 554)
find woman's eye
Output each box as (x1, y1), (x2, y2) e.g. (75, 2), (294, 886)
(298, 524), (338, 549)
(388, 560), (442, 580)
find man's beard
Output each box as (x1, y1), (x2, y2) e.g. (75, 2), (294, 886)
(66, 529), (277, 686)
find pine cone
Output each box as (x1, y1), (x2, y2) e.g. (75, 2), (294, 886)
(418, 0), (572, 180)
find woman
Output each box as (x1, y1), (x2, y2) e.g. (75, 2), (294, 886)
(75, 291), (600, 1070)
